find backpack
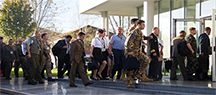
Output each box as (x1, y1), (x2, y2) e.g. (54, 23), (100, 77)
(52, 40), (63, 56)
(177, 39), (190, 56)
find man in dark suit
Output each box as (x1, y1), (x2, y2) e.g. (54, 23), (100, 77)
(196, 27), (211, 79)
(56, 35), (72, 78)
(147, 27), (160, 81)
(69, 32), (93, 87)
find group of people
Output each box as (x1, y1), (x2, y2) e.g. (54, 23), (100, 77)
(88, 18), (165, 88)
(171, 27), (211, 81)
(0, 18), (212, 88)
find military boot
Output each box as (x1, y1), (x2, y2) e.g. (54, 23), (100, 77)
(142, 73), (153, 82)
(120, 70), (127, 82)
(126, 75), (136, 88)
(135, 74), (146, 82)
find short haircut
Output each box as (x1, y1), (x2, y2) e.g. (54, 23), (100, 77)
(41, 33), (47, 38)
(0, 37), (3, 40)
(35, 30), (40, 34)
(205, 27), (211, 32)
(78, 32), (85, 36)
(9, 39), (13, 42)
(65, 35), (72, 39)
(180, 30), (186, 34)
(189, 27), (196, 32)
(131, 18), (139, 24)
(137, 20), (145, 25)
(153, 27), (158, 31)
(98, 29), (104, 33)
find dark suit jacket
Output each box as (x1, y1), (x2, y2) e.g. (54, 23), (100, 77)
(56, 39), (67, 59)
(198, 33), (210, 56)
(147, 33), (159, 58)
(0, 43), (2, 61)
(69, 39), (85, 64)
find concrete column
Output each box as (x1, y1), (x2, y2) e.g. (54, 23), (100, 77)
(101, 11), (109, 35)
(143, 1), (154, 36)
(212, 9), (216, 81)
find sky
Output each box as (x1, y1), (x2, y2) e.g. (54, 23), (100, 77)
(0, 0), (101, 33)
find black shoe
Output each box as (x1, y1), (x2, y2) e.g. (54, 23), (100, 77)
(97, 74), (103, 80)
(187, 75), (197, 81)
(5, 77), (11, 80)
(39, 81), (44, 84)
(58, 76), (64, 79)
(28, 82), (37, 85)
(84, 82), (93, 86)
(70, 84), (78, 87)
(15, 75), (19, 78)
(48, 77), (56, 81)
(170, 78), (178, 80)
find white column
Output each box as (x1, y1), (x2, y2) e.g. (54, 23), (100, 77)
(101, 11), (109, 35)
(143, 1), (154, 36)
(212, 9), (216, 81)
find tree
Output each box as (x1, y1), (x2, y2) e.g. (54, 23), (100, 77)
(0, 0), (36, 43)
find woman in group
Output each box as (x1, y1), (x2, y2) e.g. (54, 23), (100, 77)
(90, 29), (108, 80)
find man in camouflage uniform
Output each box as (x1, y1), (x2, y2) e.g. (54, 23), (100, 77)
(40, 33), (55, 81)
(120, 18), (139, 82)
(186, 27), (198, 81)
(3, 39), (18, 79)
(125, 20), (153, 88)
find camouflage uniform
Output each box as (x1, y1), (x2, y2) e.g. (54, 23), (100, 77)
(120, 25), (137, 82)
(125, 28), (153, 88)
(186, 34), (198, 78)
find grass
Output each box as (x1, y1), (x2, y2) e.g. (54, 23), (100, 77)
(9, 68), (212, 77)
(9, 67), (92, 77)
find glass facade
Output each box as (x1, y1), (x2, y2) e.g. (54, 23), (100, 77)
(138, 0), (216, 58)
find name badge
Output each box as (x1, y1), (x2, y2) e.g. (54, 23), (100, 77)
(102, 47), (105, 51)
(47, 47), (49, 50)
(38, 45), (41, 51)
(10, 51), (13, 54)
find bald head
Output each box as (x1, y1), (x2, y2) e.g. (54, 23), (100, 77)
(153, 27), (160, 36)
(19, 39), (23, 45)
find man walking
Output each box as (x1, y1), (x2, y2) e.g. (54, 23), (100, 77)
(125, 20), (153, 88)
(147, 27), (160, 81)
(55, 35), (72, 78)
(196, 27), (211, 79)
(170, 30), (187, 80)
(15, 39), (27, 78)
(25, 31), (44, 85)
(186, 27), (198, 80)
(69, 32), (93, 87)
(3, 39), (18, 79)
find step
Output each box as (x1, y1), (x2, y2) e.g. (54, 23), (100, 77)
(59, 78), (216, 94)
(91, 84), (202, 95)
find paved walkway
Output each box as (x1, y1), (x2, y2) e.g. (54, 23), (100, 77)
(0, 77), (144, 95)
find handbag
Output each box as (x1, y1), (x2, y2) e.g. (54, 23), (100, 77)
(165, 60), (172, 72)
(87, 58), (99, 70)
(123, 56), (140, 70)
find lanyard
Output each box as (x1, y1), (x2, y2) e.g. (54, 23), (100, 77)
(96, 37), (105, 48)
(117, 35), (124, 45)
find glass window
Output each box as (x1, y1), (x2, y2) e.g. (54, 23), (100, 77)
(154, 2), (158, 27)
(172, 0), (184, 38)
(185, 0), (200, 39)
(159, 0), (170, 58)
(201, 0), (216, 16)
(138, 6), (143, 19)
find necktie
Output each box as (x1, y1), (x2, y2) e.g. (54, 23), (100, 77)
(102, 38), (105, 48)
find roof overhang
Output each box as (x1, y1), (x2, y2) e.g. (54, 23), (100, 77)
(80, 0), (159, 16)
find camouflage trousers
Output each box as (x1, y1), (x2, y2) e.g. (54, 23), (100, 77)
(126, 52), (150, 85)
(135, 52), (150, 75)
(187, 53), (198, 75)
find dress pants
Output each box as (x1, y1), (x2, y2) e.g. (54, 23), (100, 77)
(58, 54), (70, 77)
(111, 49), (124, 79)
(70, 59), (90, 85)
(28, 53), (43, 83)
(148, 56), (159, 79)
(15, 56), (27, 77)
(4, 61), (13, 78)
(170, 56), (187, 80)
